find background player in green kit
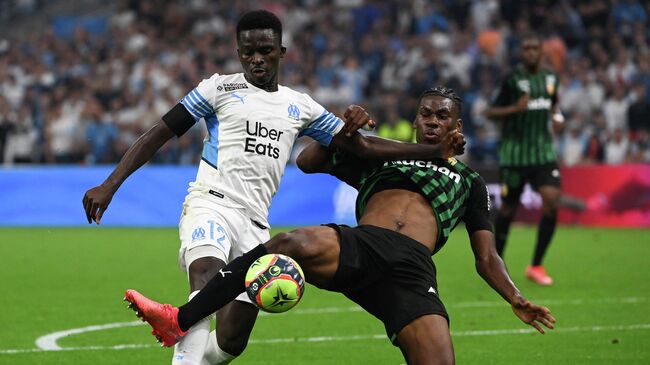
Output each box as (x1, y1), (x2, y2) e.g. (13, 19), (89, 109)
(124, 87), (555, 365)
(485, 33), (565, 286)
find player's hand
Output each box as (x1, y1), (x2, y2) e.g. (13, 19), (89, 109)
(442, 129), (466, 156)
(514, 94), (529, 113)
(511, 296), (556, 334)
(342, 105), (375, 137)
(82, 184), (115, 224)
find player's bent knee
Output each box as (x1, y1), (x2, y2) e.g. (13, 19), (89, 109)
(216, 334), (248, 357)
(267, 229), (320, 260)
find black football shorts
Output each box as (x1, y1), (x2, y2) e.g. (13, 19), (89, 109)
(324, 224), (448, 346)
(500, 162), (561, 204)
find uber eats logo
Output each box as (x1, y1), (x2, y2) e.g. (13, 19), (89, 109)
(245, 120), (283, 159)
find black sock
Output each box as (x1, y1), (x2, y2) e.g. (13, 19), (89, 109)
(494, 213), (514, 257)
(533, 214), (557, 266)
(177, 244), (268, 331)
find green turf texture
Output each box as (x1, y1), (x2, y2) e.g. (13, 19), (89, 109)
(1, 226), (648, 364)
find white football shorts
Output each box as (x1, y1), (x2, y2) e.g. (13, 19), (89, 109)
(178, 192), (270, 303)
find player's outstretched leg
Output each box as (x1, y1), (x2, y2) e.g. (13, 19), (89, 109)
(397, 314), (454, 365)
(124, 289), (187, 347)
(124, 244), (269, 346)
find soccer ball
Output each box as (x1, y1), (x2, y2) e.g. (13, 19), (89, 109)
(245, 254), (305, 313)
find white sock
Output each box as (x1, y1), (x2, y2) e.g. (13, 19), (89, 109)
(172, 291), (211, 365)
(201, 330), (236, 365)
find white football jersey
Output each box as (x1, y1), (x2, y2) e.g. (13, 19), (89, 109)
(180, 73), (344, 226)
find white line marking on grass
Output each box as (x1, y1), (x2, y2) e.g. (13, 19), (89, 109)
(0, 296), (643, 355)
(0, 323), (647, 355)
(36, 321), (145, 350)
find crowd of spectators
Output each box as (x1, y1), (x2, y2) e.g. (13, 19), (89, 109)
(1, 0), (649, 167)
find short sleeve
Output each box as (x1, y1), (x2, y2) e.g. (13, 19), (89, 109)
(180, 74), (220, 123)
(298, 94), (344, 146)
(463, 176), (494, 235)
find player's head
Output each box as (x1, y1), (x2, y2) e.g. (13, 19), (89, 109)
(413, 86), (463, 145)
(520, 33), (543, 69)
(236, 10), (286, 88)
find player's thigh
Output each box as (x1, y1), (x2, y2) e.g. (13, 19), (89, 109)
(215, 300), (259, 354)
(179, 204), (244, 276)
(397, 314), (454, 365)
(499, 166), (525, 213)
(530, 164), (562, 211)
(229, 219), (271, 304)
(266, 225), (341, 288)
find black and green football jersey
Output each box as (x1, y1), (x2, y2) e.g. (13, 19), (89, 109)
(329, 153), (492, 254)
(492, 66), (559, 167)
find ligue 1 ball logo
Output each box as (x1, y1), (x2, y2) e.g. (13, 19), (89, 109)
(245, 254), (305, 313)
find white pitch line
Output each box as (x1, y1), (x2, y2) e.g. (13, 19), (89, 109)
(0, 296), (645, 355)
(36, 321), (145, 351)
(2, 323), (649, 355)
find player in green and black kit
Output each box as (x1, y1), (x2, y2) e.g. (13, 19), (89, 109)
(124, 87), (555, 364)
(485, 33), (564, 286)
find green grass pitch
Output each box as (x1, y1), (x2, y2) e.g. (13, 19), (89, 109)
(1, 226), (649, 364)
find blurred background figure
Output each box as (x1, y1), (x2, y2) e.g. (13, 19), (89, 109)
(0, 0), (647, 168)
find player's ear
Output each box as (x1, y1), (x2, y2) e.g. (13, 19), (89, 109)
(280, 46), (287, 58)
(456, 119), (463, 132)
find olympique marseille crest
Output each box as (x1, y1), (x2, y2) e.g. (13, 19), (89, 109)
(287, 103), (300, 120)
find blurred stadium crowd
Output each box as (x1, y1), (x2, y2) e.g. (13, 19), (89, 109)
(0, 0), (649, 166)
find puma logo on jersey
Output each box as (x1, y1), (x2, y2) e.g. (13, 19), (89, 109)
(231, 92), (246, 104)
(219, 269), (232, 277)
(384, 160), (461, 184)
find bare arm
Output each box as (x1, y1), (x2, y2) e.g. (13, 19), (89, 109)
(484, 93), (529, 120)
(296, 140), (333, 174)
(329, 105), (464, 160)
(331, 132), (460, 161)
(82, 121), (176, 223)
(470, 230), (556, 334)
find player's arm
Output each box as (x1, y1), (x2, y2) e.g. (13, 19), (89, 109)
(550, 80), (564, 135)
(469, 230), (555, 334)
(82, 103), (193, 224)
(295, 140), (334, 174)
(330, 105), (465, 160)
(464, 181), (555, 333)
(484, 76), (528, 120)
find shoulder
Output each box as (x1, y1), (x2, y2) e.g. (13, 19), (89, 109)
(451, 158), (485, 185)
(281, 85), (319, 104)
(280, 85), (328, 120)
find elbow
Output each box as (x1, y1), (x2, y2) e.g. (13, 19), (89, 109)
(296, 154), (315, 173)
(475, 252), (500, 276)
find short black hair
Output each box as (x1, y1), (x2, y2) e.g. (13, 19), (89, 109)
(521, 32), (542, 44)
(236, 10), (282, 43)
(419, 86), (463, 114)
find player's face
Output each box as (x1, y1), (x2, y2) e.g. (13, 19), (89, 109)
(521, 38), (542, 68)
(237, 29), (286, 89)
(413, 95), (461, 145)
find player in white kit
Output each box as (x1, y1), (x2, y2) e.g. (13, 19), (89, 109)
(83, 10), (463, 365)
